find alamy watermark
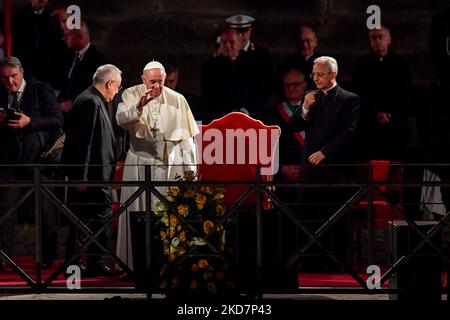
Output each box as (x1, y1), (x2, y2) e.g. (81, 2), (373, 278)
(366, 5), (381, 30)
(66, 5), (81, 30)
(66, 264), (81, 290)
(366, 264), (381, 289)
(195, 125), (280, 175)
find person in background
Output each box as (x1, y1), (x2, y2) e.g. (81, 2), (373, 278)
(0, 56), (63, 270)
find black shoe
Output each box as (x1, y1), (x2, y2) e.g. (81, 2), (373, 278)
(87, 264), (118, 277)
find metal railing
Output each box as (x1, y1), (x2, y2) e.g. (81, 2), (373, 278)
(0, 163), (448, 298)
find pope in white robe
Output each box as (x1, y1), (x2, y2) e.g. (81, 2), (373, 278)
(115, 61), (199, 270)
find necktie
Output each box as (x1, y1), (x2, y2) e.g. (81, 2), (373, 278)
(68, 53), (81, 79)
(67, 53), (81, 99)
(11, 91), (20, 110)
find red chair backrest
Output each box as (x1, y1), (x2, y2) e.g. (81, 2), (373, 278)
(195, 112), (281, 206)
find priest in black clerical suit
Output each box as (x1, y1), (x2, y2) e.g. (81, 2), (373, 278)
(289, 56), (360, 271)
(62, 64), (122, 276)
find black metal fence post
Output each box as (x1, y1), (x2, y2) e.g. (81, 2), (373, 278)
(34, 165), (43, 290)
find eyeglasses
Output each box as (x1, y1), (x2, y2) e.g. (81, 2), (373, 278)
(310, 72), (330, 79)
(111, 80), (122, 91)
(284, 81), (305, 88)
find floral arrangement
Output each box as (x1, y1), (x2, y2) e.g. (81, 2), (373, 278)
(153, 175), (237, 299)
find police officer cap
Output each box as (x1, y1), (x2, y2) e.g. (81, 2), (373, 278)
(143, 60), (165, 72)
(225, 14), (255, 29)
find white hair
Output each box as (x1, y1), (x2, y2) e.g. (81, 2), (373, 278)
(314, 56), (338, 74)
(93, 64), (122, 84)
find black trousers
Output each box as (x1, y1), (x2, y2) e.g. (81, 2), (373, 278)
(0, 166), (57, 264)
(66, 186), (112, 269)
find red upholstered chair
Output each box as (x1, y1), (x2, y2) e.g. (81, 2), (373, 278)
(353, 160), (404, 228)
(195, 112), (281, 207)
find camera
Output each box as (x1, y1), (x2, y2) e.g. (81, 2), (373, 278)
(4, 108), (20, 121)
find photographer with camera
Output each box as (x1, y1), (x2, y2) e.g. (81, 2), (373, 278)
(0, 56), (63, 270)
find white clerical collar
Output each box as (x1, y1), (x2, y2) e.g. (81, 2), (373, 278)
(242, 40), (251, 52)
(321, 82), (337, 94)
(77, 43), (91, 60)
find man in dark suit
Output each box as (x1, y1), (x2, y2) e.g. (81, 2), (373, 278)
(278, 25), (322, 92)
(290, 56), (361, 272)
(58, 21), (106, 118)
(62, 64), (122, 276)
(0, 56), (64, 269)
(12, 0), (62, 85)
(353, 26), (413, 161)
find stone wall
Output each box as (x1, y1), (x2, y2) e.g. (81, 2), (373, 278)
(8, 0), (450, 94)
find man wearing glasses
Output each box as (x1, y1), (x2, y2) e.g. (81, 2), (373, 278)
(62, 64), (122, 277)
(290, 56), (361, 272)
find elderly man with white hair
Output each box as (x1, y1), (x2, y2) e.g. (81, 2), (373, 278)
(116, 61), (199, 270)
(62, 63), (123, 277)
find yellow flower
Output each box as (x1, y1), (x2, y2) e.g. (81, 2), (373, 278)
(192, 237), (207, 246)
(198, 259), (209, 269)
(171, 237), (180, 247)
(169, 226), (176, 238)
(154, 201), (166, 213)
(169, 215), (178, 226)
(166, 195), (175, 202)
(197, 204), (204, 210)
(214, 193), (224, 200)
(163, 241), (170, 255)
(160, 214), (169, 226)
(203, 220), (214, 234)
(177, 204), (188, 217)
(196, 194), (207, 205)
(169, 187), (179, 197)
(216, 204), (225, 216)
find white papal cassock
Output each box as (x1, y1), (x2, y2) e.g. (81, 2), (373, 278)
(115, 84), (199, 270)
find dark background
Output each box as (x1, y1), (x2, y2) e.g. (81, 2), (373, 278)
(4, 0), (447, 94)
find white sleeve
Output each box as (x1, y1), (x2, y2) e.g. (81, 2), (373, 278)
(181, 137), (197, 173)
(116, 89), (142, 127)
